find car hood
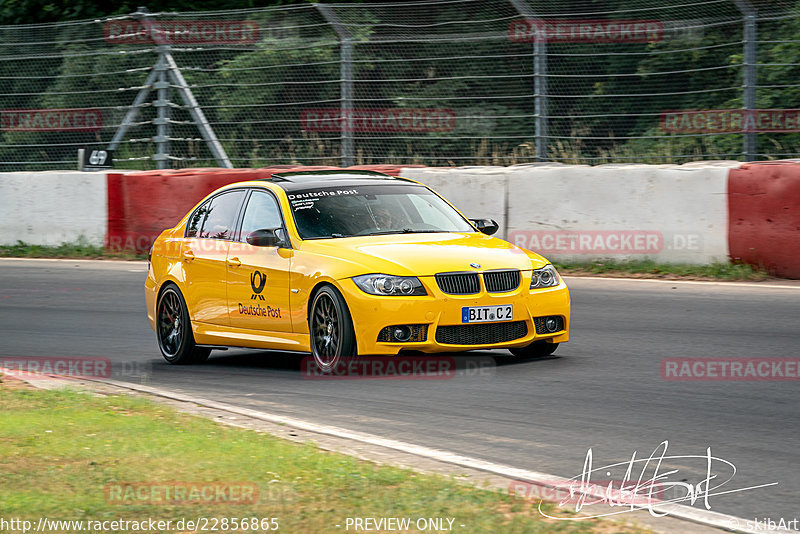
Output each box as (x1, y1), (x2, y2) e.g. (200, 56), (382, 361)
(302, 232), (547, 277)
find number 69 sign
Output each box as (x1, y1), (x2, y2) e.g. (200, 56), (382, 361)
(80, 148), (114, 171)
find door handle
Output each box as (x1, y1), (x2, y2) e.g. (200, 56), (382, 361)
(227, 256), (242, 268)
(182, 249), (195, 261)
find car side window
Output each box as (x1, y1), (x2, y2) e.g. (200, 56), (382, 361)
(186, 199), (211, 238)
(239, 190), (283, 241)
(196, 190), (246, 240)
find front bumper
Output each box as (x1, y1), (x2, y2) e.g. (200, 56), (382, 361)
(340, 273), (570, 355)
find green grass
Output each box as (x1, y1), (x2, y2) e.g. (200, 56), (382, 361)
(0, 238), (145, 260)
(0, 385), (648, 534)
(553, 259), (770, 281)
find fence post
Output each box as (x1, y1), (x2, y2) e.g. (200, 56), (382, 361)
(733, 0), (757, 162)
(153, 46), (171, 170)
(315, 3), (354, 167)
(534, 34), (548, 162)
(509, 0), (547, 161)
(341, 38), (354, 167)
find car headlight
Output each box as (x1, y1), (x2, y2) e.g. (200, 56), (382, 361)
(353, 274), (427, 296)
(530, 265), (560, 289)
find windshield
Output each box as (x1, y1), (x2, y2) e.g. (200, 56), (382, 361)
(287, 183), (476, 239)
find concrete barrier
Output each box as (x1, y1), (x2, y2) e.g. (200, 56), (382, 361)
(402, 163), (737, 264)
(105, 166), (427, 252)
(348, 164), (426, 176)
(504, 163), (735, 264)
(728, 162), (800, 278)
(399, 166), (510, 237)
(0, 172), (107, 246)
(106, 166), (366, 252)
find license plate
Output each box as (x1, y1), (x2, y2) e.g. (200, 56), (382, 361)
(462, 305), (513, 323)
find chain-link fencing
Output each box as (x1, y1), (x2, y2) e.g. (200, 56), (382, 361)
(0, 0), (797, 170)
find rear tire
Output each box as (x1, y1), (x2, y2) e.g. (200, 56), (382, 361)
(156, 284), (210, 365)
(309, 285), (356, 372)
(508, 341), (559, 359)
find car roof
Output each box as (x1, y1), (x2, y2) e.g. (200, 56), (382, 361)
(261, 170), (419, 192)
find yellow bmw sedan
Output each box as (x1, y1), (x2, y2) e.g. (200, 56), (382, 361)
(145, 170), (570, 369)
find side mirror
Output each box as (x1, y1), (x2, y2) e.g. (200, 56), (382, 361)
(246, 228), (285, 247)
(470, 218), (499, 236)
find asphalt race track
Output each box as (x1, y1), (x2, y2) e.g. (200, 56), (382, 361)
(1, 259), (799, 522)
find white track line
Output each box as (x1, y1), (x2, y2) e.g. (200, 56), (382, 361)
(84, 377), (786, 534)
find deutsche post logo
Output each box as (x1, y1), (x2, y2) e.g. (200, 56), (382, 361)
(250, 270), (266, 300)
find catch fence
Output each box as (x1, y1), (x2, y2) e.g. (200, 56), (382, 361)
(0, 0), (797, 170)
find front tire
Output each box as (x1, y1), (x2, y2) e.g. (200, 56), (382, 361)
(156, 284), (210, 365)
(309, 286), (356, 372)
(508, 341), (559, 359)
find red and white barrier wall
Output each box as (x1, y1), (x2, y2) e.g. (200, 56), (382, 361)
(105, 165), (426, 251)
(0, 162), (798, 278)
